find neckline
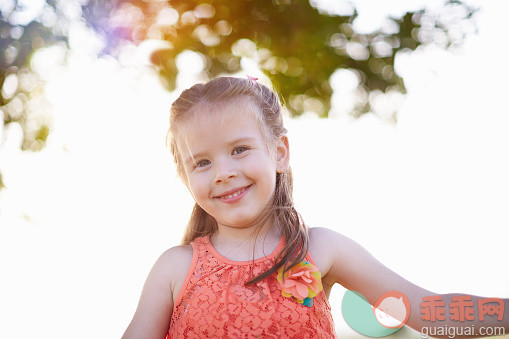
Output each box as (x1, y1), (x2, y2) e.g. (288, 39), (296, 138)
(204, 234), (285, 266)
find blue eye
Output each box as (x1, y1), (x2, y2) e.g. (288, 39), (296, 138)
(233, 146), (248, 155)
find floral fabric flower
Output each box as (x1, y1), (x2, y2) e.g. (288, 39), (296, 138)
(277, 260), (323, 307)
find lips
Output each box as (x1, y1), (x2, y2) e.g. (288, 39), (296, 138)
(214, 185), (251, 199)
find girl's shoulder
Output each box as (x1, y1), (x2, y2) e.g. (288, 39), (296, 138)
(308, 226), (350, 260)
(155, 244), (194, 304)
(308, 227), (360, 287)
(308, 226), (358, 257)
(160, 244), (193, 281)
(122, 245), (193, 338)
(308, 228), (339, 284)
(160, 244), (193, 262)
(150, 245), (193, 291)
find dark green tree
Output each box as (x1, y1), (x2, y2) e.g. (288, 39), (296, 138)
(0, 0), (477, 190)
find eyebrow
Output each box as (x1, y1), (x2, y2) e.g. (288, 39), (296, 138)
(184, 137), (257, 166)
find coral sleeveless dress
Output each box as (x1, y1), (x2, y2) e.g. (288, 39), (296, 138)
(167, 235), (337, 338)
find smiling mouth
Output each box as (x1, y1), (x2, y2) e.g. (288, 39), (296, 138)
(216, 186), (250, 199)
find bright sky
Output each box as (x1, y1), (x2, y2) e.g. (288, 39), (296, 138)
(0, 1), (508, 338)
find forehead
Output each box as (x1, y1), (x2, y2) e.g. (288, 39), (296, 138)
(176, 98), (268, 157)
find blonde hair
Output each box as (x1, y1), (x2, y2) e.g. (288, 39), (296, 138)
(167, 77), (308, 285)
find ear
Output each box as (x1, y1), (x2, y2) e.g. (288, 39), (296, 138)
(275, 135), (290, 173)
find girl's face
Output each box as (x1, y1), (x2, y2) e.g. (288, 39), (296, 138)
(178, 98), (289, 230)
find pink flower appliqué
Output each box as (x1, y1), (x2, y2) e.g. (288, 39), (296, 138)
(277, 260), (323, 307)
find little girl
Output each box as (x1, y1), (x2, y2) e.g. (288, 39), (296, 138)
(123, 77), (508, 338)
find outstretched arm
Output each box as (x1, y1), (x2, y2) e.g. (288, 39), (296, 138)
(312, 227), (508, 338)
(122, 245), (191, 339)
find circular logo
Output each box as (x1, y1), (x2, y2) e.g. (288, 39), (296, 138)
(342, 290), (410, 337)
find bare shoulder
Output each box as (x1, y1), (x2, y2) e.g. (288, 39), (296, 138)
(149, 245), (193, 283)
(308, 227), (344, 286)
(122, 244), (193, 339)
(308, 227), (363, 287)
(309, 226), (345, 240)
(159, 244), (193, 297)
(309, 227), (406, 295)
(309, 226), (361, 255)
(160, 244), (193, 260)
(308, 226), (353, 257)
(158, 244), (193, 271)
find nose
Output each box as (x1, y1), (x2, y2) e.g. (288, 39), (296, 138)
(214, 159), (237, 184)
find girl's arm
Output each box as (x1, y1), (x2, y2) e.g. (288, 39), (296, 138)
(311, 227), (509, 338)
(122, 245), (192, 339)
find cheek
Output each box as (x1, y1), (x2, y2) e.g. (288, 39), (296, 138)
(188, 176), (209, 198)
(251, 163), (277, 195)
(246, 162), (273, 184)
(246, 152), (277, 174)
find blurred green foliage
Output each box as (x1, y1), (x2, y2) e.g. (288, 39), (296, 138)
(0, 0), (477, 191)
(1, 0), (67, 153)
(80, 0), (476, 117)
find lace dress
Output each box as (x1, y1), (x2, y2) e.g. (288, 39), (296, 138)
(167, 235), (337, 338)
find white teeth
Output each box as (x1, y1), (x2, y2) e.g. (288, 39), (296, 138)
(222, 187), (246, 199)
